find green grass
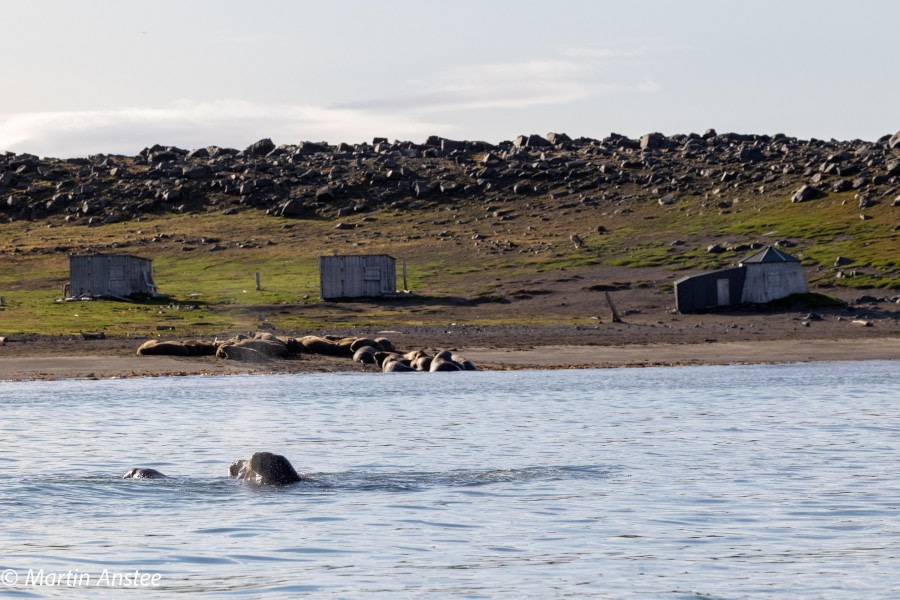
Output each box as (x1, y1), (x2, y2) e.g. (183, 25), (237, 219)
(1, 182), (897, 335)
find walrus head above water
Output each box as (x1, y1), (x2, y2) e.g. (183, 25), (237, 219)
(229, 452), (302, 485)
(123, 467), (169, 480)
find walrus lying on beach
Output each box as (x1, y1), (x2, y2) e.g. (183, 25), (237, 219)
(229, 451), (302, 485)
(136, 339), (216, 356)
(123, 467), (169, 479)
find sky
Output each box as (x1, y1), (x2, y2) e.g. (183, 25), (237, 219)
(1, 0), (898, 158)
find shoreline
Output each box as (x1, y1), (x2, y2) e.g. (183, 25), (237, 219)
(2, 336), (898, 381)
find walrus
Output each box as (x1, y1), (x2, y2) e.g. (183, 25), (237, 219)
(298, 336), (345, 356)
(350, 338), (381, 352)
(404, 350), (428, 362)
(383, 358), (415, 372)
(335, 337), (358, 354)
(136, 340), (190, 356)
(181, 340), (217, 356)
(233, 338), (287, 358)
(277, 336), (303, 353)
(229, 452), (302, 485)
(374, 351), (405, 367)
(430, 358), (463, 372)
(123, 467), (169, 480)
(216, 344), (270, 362)
(414, 356), (432, 371)
(451, 354), (477, 371)
(433, 350), (453, 361)
(353, 346), (377, 364)
(374, 337), (394, 352)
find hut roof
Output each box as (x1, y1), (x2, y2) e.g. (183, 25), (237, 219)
(319, 253), (395, 259)
(70, 253), (152, 262)
(740, 246), (800, 264)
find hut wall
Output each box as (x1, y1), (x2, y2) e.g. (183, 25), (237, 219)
(319, 255), (396, 299)
(69, 255), (157, 297)
(674, 267), (746, 313)
(740, 263), (808, 304)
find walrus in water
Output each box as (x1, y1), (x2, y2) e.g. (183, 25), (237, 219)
(229, 451), (302, 485)
(123, 467), (169, 480)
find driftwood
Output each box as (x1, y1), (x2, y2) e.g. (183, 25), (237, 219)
(605, 292), (623, 324)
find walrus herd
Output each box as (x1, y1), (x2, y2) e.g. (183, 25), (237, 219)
(125, 451), (303, 486)
(136, 332), (477, 372)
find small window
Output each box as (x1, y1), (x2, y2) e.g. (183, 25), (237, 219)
(109, 266), (125, 281)
(363, 267), (381, 281)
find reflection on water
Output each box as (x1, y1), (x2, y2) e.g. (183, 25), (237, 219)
(1, 362), (898, 598)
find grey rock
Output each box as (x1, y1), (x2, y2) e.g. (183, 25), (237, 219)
(889, 130), (900, 149)
(246, 138), (275, 157)
(640, 132), (665, 151)
(791, 184), (822, 203)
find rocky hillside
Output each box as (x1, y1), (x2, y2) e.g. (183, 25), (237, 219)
(2, 130), (899, 224)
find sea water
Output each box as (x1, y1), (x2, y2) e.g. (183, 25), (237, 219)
(1, 361), (898, 598)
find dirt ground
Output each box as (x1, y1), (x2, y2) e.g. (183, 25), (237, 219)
(2, 313), (898, 380)
(2, 263), (898, 380)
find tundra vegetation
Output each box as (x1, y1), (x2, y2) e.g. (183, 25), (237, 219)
(1, 131), (897, 335)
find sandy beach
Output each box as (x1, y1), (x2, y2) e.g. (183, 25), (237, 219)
(2, 321), (898, 380)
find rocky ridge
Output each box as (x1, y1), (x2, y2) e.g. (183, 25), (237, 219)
(2, 130), (899, 224)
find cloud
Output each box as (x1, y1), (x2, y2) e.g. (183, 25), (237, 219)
(561, 47), (644, 59)
(0, 48), (659, 157)
(0, 100), (453, 158)
(340, 49), (659, 114)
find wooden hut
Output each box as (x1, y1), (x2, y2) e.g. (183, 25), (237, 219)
(68, 254), (160, 298)
(674, 247), (807, 313)
(319, 254), (396, 300)
(738, 247), (808, 304)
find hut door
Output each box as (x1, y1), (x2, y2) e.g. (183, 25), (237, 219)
(364, 266), (381, 296)
(716, 278), (730, 305)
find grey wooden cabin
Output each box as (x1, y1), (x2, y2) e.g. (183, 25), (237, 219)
(674, 247), (807, 313)
(319, 254), (396, 300)
(69, 254), (160, 298)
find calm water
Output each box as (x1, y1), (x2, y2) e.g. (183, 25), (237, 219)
(1, 362), (899, 598)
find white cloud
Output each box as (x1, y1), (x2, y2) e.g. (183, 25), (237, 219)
(561, 47), (644, 59)
(342, 50), (659, 114)
(0, 49), (659, 157)
(0, 100), (453, 158)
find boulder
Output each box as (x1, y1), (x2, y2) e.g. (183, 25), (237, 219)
(739, 147), (765, 162)
(640, 132), (665, 151)
(889, 130), (900, 150)
(791, 185), (822, 203)
(280, 199), (308, 217)
(245, 138), (275, 157)
(545, 132), (572, 145)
